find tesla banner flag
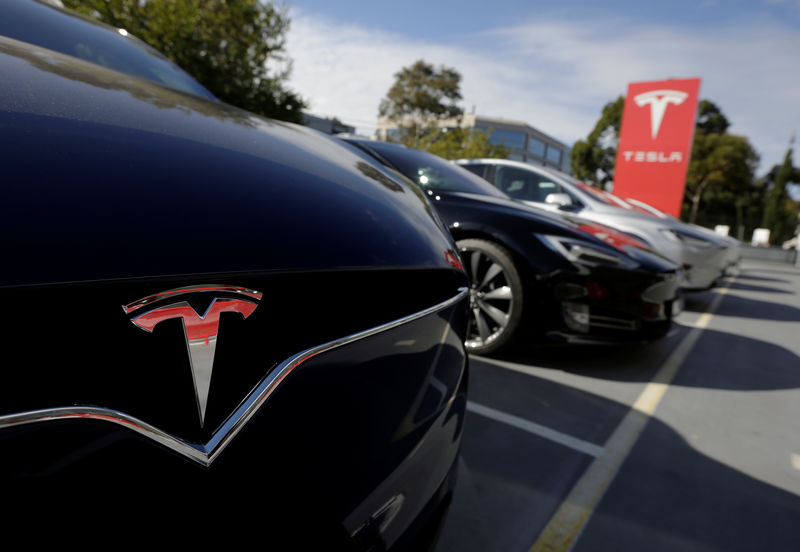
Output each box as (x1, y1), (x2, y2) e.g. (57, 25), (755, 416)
(613, 78), (701, 217)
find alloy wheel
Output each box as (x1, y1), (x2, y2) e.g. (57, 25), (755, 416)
(457, 239), (523, 354)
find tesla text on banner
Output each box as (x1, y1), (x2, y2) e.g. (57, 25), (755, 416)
(613, 78), (701, 217)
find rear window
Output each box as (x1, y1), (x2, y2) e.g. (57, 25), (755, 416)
(361, 142), (509, 199)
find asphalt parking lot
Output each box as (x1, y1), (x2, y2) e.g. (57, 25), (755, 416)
(436, 259), (800, 552)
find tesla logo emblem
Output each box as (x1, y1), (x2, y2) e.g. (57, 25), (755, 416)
(634, 89), (688, 139)
(123, 286), (262, 427)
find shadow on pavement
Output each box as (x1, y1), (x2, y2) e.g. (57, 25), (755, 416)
(742, 266), (800, 277)
(711, 293), (800, 322)
(439, 369), (800, 552)
(678, 292), (715, 313)
(722, 281), (794, 294)
(490, 324), (800, 391)
(734, 273), (790, 284)
(495, 344), (661, 381)
(573, 408), (800, 552)
(439, 260), (800, 551)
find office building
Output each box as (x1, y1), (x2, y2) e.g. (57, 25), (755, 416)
(375, 114), (569, 172)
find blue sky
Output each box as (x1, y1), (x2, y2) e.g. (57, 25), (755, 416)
(288, 0), (800, 40)
(284, 1), (800, 176)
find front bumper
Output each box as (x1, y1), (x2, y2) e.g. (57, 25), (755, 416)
(681, 247), (727, 290)
(538, 269), (681, 343)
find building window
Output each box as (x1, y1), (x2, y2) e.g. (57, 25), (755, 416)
(480, 127), (526, 150)
(527, 137), (546, 157)
(545, 145), (563, 165)
(385, 128), (404, 141)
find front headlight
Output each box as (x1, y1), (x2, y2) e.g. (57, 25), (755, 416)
(538, 235), (639, 270)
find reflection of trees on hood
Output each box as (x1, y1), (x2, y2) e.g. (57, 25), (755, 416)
(354, 161), (441, 223)
(0, 39), (265, 128)
(354, 162), (405, 193)
(62, 0), (306, 123)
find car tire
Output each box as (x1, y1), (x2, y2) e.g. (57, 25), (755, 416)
(457, 239), (524, 355)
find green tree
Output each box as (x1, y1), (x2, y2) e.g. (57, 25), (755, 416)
(62, 0), (306, 122)
(683, 101), (758, 226)
(695, 99), (730, 134)
(762, 141), (800, 244)
(419, 128), (509, 160)
(684, 132), (758, 224)
(569, 96), (624, 188)
(378, 60), (463, 145)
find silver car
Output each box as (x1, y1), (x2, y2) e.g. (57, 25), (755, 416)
(456, 159), (729, 290)
(623, 197), (742, 274)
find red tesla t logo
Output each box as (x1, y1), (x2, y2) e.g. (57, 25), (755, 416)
(123, 286), (262, 427)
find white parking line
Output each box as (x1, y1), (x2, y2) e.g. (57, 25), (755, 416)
(529, 284), (732, 552)
(467, 401), (605, 458)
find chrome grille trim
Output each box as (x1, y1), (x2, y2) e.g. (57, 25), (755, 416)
(0, 287), (468, 467)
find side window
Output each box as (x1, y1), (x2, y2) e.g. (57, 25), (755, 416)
(536, 180), (561, 201)
(495, 167), (562, 203)
(460, 164), (486, 179)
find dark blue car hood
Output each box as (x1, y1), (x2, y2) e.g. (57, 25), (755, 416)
(0, 37), (458, 286)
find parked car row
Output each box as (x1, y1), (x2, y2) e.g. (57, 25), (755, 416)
(339, 139), (682, 354)
(0, 1), (734, 548)
(456, 159), (735, 290)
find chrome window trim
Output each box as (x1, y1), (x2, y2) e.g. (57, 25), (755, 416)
(0, 287), (468, 468)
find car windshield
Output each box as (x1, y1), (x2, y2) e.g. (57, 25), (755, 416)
(358, 141), (509, 198)
(0, 0), (215, 99)
(574, 181), (652, 211)
(624, 197), (677, 220)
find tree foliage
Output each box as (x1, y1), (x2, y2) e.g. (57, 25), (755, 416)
(418, 128), (509, 160)
(62, 0), (306, 122)
(679, 100), (758, 226)
(761, 143), (800, 244)
(569, 97), (624, 188)
(377, 60), (507, 159)
(379, 60), (462, 123)
(695, 99), (730, 134)
(378, 59), (464, 145)
(684, 132), (758, 224)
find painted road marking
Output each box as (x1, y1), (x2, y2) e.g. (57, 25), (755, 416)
(467, 401), (605, 458)
(529, 284), (732, 552)
(791, 454), (800, 471)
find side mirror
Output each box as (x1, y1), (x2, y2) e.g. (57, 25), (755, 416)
(545, 193), (574, 209)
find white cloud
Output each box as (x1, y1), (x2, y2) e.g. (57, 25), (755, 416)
(286, 11), (800, 173)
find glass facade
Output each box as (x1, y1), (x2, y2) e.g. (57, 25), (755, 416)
(385, 128), (404, 141)
(379, 119), (568, 173)
(545, 145), (563, 165)
(481, 127), (526, 150)
(527, 137), (546, 157)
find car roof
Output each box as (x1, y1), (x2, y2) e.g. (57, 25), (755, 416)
(457, 157), (580, 184)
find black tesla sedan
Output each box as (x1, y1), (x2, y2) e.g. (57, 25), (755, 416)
(341, 138), (682, 355)
(0, 30), (468, 552)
